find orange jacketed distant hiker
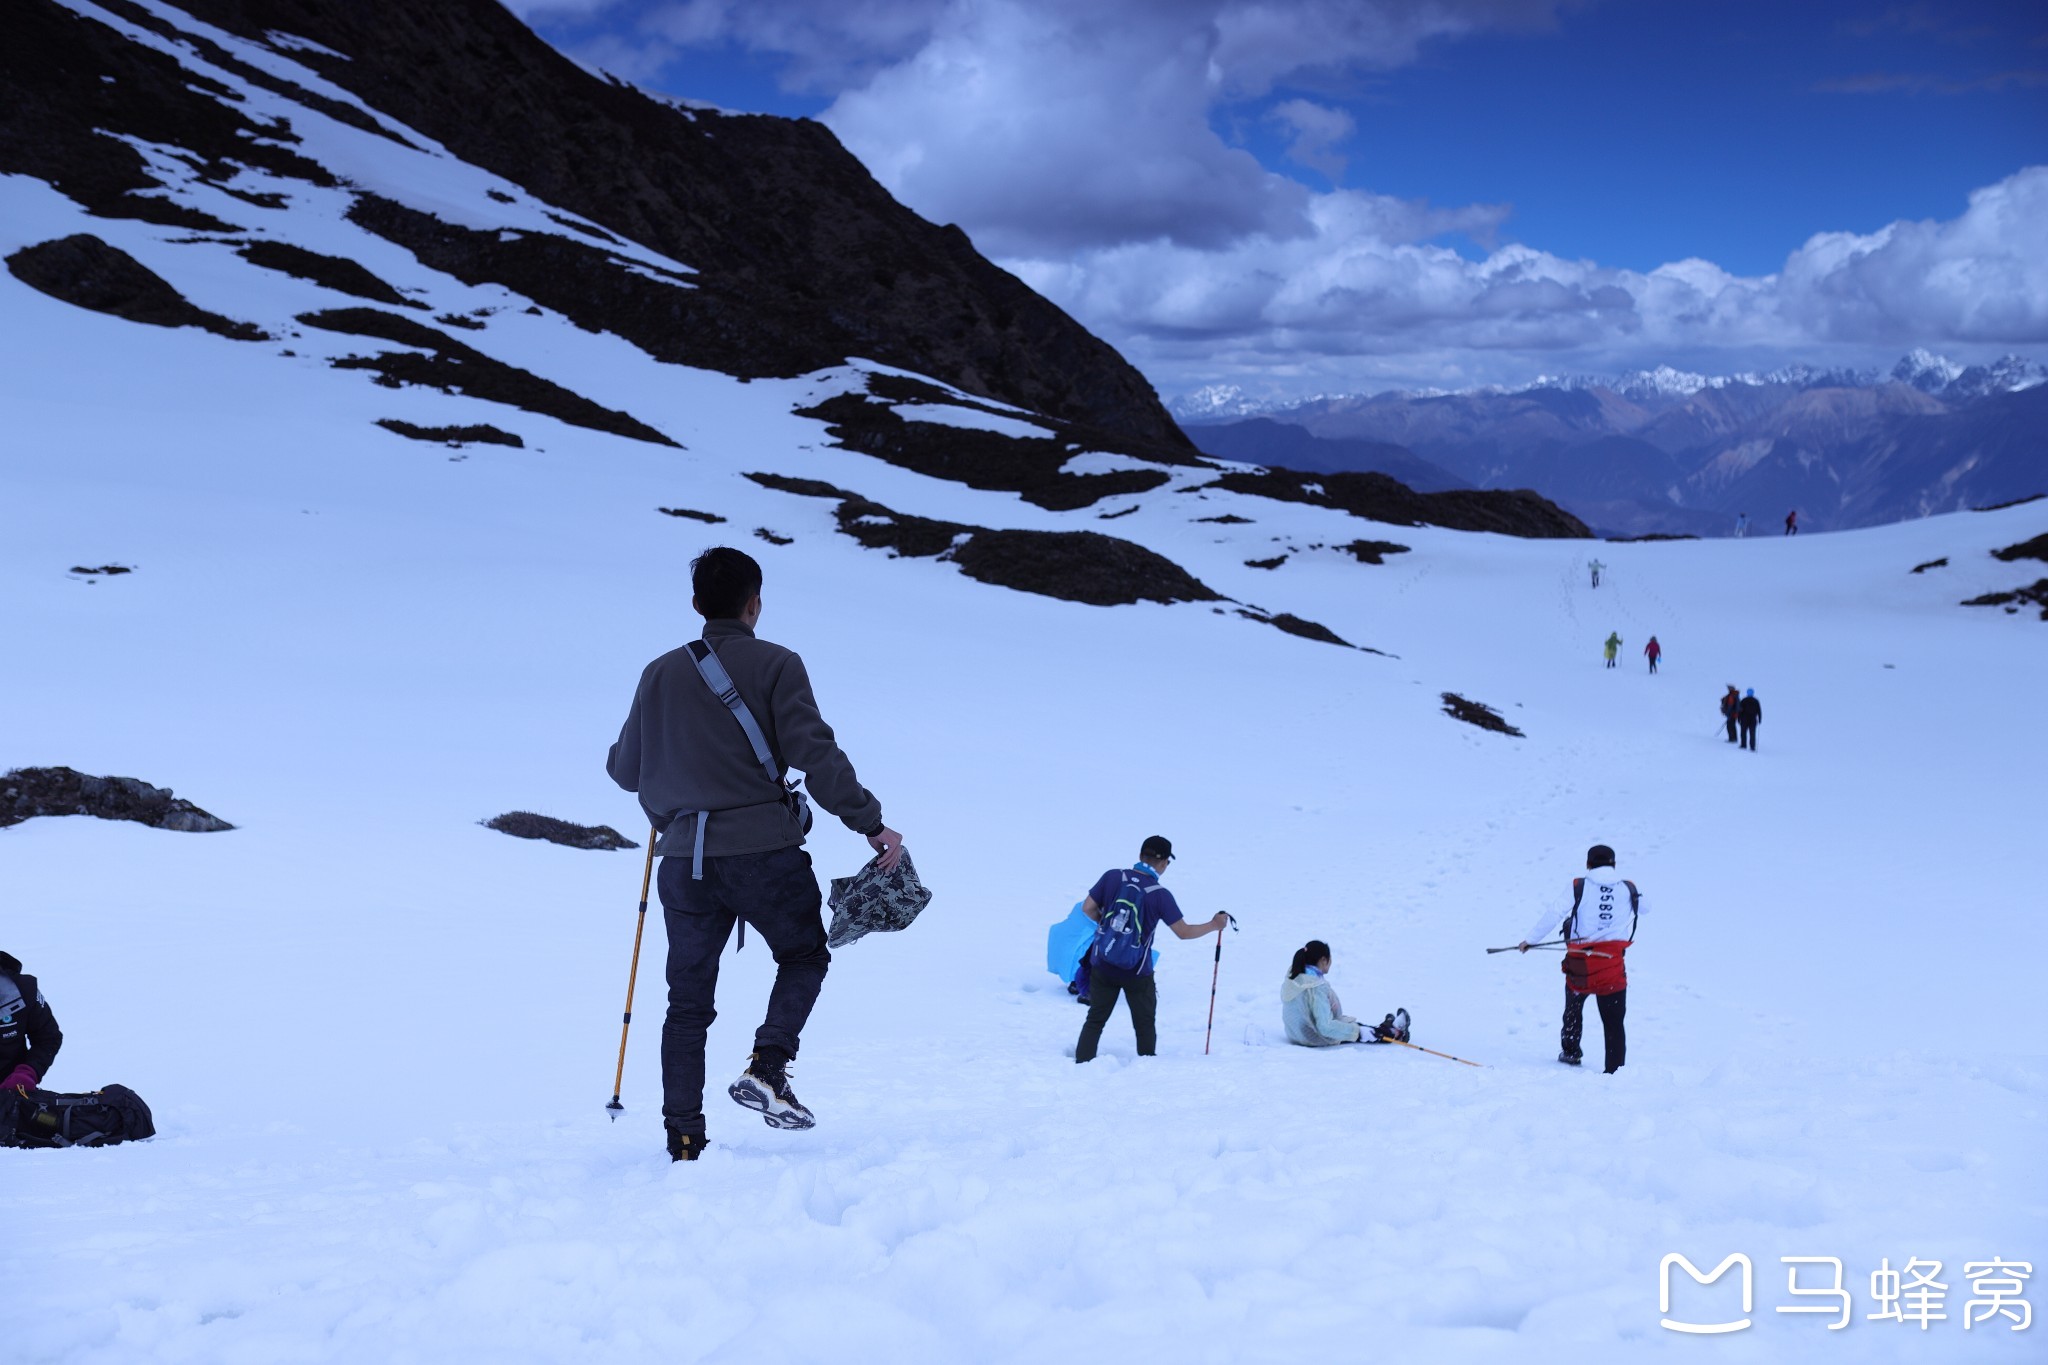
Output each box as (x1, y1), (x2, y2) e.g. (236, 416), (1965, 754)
(1784, 508), (1799, 535)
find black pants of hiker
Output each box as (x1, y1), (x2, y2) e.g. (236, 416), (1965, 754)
(1724, 716), (1738, 742)
(1561, 987), (1627, 1072)
(657, 846), (829, 1135)
(1740, 720), (1758, 750)
(1075, 969), (1157, 1062)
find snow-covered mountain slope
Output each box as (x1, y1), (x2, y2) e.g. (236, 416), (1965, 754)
(3, 5), (2046, 1364)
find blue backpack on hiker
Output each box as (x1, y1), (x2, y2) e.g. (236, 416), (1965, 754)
(1091, 873), (1154, 974)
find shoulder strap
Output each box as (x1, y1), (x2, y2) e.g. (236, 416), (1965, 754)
(1623, 880), (1639, 942)
(687, 641), (780, 787)
(1567, 877), (1585, 938)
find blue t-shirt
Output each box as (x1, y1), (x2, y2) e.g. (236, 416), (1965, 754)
(1086, 865), (1184, 977)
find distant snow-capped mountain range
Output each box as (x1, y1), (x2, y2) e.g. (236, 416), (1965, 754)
(1170, 350), (2046, 422)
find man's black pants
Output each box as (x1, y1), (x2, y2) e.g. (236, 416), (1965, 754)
(1075, 969), (1157, 1062)
(657, 846), (829, 1135)
(1561, 987), (1627, 1072)
(1724, 715), (1738, 742)
(1739, 721), (1758, 750)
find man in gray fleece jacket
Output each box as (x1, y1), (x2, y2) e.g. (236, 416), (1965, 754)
(608, 547), (902, 1160)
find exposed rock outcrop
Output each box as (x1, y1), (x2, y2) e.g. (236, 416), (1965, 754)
(2, 767), (234, 832)
(483, 812), (638, 851)
(7, 235), (266, 340)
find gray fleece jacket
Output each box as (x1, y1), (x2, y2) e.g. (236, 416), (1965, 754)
(607, 619), (883, 859)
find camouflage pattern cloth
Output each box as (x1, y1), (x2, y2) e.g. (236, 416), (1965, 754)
(826, 850), (932, 948)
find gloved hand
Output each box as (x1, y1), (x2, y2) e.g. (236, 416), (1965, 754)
(2, 1064), (38, 1092)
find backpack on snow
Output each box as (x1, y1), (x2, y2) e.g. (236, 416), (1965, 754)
(1091, 873), (1156, 974)
(0, 1083), (155, 1149)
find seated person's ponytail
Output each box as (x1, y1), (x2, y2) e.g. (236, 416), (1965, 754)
(1287, 940), (1331, 979)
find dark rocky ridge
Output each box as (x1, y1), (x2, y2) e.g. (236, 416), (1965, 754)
(7, 235), (266, 340)
(796, 374), (1184, 512)
(299, 308), (675, 446)
(746, 473), (1216, 607)
(1210, 468), (1591, 539)
(157, 0), (1192, 451)
(3, 766), (234, 832)
(239, 240), (419, 308)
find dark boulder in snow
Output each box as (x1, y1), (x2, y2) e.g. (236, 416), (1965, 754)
(1440, 693), (1524, 737)
(483, 812), (638, 851)
(6, 235), (266, 340)
(657, 507), (726, 524)
(375, 419), (523, 447)
(300, 308), (677, 447)
(1962, 581), (2048, 620)
(1910, 557), (1948, 574)
(1342, 540), (1411, 564)
(1, 767), (234, 832)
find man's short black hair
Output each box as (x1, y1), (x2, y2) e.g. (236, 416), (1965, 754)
(1586, 843), (1616, 869)
(692, 546), (763, 619)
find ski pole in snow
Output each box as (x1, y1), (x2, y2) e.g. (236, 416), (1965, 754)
(1383, 1037), (1485, 1067)
(606, 828), (659, 1120)
(1203, 912), (1239, 1056)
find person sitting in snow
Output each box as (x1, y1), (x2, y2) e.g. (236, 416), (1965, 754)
(1517, 844), (1646, 1074)
(1280, 940), (1407, 1047)
(1073, 836), (1227, 1063)
(1, 951), (62, 1095)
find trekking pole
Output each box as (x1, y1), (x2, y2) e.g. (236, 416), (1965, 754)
(1385, 1037), (1485, 1067)
(1487, 939), (1565, 953)
(606, 827), (658, 1119)
(1203, 912), (1239, 1056)
(1487, 942), (1612, 959)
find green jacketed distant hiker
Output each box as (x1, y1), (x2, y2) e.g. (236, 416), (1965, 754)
(1603, 632), (1621, 668)
(608, 546), (904, 1162)
(1074, 837), (1227, 1063)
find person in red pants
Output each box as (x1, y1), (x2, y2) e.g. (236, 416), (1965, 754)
(1516, 845), (1646, 1074)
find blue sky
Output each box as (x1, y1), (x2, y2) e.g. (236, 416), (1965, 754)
(512, 0), (2048, 397)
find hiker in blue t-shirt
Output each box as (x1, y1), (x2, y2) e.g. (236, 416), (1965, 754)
(1074, 836), (1228, 1062)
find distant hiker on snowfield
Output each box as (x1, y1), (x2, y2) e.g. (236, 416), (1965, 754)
(1644, 636), (1662, 674)
(608, 546), (904, 1162)
(1517, 845), (1646, 1074)
(1603, 632), (1621, 669)
(1784, 509), (1799, 536)
(1720, 685), (1741, 743)
(1281, 942), (1408, 1047)
(1735, 513), (1749, 538)
(1738, 688), (1762, 751)
(1074, 837), (1227, 1063)
(1588, 559), (1605, 588)
(1, 952), (62, 1095)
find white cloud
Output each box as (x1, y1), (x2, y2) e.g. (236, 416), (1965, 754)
(514, 0), (2048, 395)
(1267, 98), (1355, 181)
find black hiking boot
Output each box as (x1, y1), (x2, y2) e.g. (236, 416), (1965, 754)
(667, 1129), (708, 1162)
(1558, 1051), (1583, 1067)
(1371, 1009), (1411, 1043)
(728, 1047), (816, 1130)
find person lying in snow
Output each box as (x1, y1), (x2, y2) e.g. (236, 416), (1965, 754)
(1280, 941), (1408, 1047)
(2, 951), (62, 1094)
